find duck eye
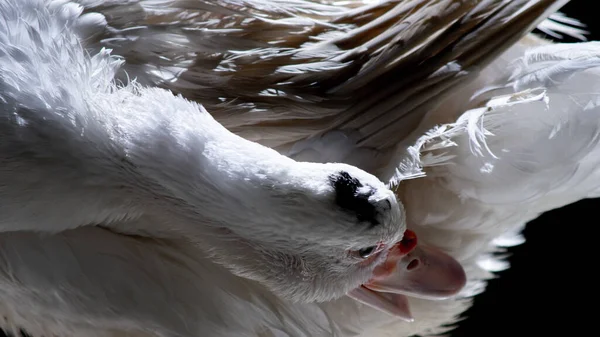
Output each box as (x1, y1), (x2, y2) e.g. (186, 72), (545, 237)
(357, 246), (377, 259)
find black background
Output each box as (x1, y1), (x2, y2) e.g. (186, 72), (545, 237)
(451, 1), (598, 336)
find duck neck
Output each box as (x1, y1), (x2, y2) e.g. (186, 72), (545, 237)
(115, 91), (315, 235)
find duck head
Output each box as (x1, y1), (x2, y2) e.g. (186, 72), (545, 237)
(192, 158), (466, 321)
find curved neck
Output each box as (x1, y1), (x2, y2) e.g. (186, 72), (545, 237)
(110, 90), (318, 236)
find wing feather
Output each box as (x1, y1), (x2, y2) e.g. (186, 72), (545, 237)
(75, 0), (568, 169)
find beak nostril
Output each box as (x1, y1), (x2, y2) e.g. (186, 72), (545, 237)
(406, 259), (420, 271)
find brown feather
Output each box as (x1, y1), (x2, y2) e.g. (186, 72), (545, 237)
(77, 0), (569, 155)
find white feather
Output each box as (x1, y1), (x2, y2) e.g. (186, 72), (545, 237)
(383, 39), (600, 336)
(0, 1), (406, 336)
(3, 1), (600, 337)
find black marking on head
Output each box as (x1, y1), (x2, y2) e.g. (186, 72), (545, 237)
(329, 171), (379, 228)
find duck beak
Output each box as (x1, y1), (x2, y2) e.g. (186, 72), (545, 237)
(348, 230), (466, 322)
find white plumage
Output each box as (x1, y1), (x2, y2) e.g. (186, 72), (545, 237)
(0, 0), (598, 336)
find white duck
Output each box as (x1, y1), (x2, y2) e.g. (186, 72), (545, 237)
(0, 0), (596, 336)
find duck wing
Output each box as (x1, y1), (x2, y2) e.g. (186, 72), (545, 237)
(74, 0), (571, 174)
